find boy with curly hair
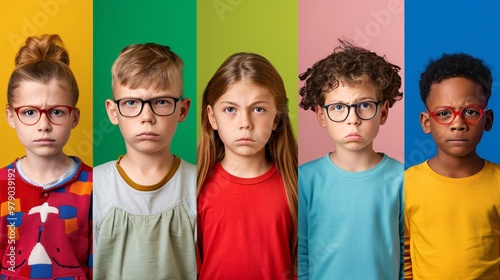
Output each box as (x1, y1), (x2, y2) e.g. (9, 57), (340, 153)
(298, 40), (404, 279)
(404, 53), (499, 279)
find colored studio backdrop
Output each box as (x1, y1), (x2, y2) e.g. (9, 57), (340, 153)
(93, 0), (197, 166)
(298, 0), (405, 165)
(404, 0), (500, 168)
(0, 0), (93, 167)
(197, 0), (299, 139)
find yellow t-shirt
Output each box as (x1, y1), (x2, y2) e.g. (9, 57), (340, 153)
(404, 160), (500, 280)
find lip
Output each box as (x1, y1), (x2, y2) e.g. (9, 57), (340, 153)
(137, 132), (160, 140)
(34, 138), (55, 144)
(236, 137), (255, 144)
(345, 132), (362, 141)
(447, 139), (468, 146)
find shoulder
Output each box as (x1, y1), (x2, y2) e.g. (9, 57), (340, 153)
(404, 161), (427, 177)
(380, 154), (404, 173)
(178, 159), (196, 175)
(94, 160), (117, 175)
(0, 161), (16, 181)
(299, 155), (329, 175)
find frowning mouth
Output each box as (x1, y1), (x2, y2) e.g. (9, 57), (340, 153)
(236, 138), (255, 143)
(137, 132), (160, 140)
(345, 133), (362, 140)
(34, 138), (55, 143)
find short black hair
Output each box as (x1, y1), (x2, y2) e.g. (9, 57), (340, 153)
(419, 53), (492, 104)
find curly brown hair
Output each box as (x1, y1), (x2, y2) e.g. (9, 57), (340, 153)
(299, 40), (403, 111)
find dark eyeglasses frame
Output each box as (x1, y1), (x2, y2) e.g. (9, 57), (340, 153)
(322, 101), (382, 122)
(114, 97), (185, 118)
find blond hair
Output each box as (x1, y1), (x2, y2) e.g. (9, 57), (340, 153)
(111, 43), (183, 96)
(7, 34), (78, 105)
(197, 52), (298, 273)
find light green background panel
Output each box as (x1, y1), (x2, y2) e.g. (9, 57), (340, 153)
(197, 0), (299, 137)
(93, 0), (197, 166)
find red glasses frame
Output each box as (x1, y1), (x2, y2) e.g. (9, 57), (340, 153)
(13, 105), (74, 126)
(427, 104), (487, 125)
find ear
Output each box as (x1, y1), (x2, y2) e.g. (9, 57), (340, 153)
(379, 100), (390, 125)
(207, 105), (218, 130)
(71, 108), (80, 129)
(105, 99), (119, 125)
(484, 109), (494, 132)
(178, 98), (191, 122)
(5, 106), (15, 128)
(272, 114), (280, 130)
(420, 112), (432, 134)
(315, 105), (327, 128)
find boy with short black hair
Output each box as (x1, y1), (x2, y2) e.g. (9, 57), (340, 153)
(93, 43), (196, 279)
(298, 40), (404, 279)
(404, 53), (500, 279)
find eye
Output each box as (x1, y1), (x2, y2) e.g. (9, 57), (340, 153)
(21, 108), (39, 117)
(224, 107), (235, 113)
(155, 98), (173, 106)
(25, 109), (37, 116)
(358, 102), (373, 109)
(49, 109), (65, 116)
(253, 107), (265, 113)
(463, 108), (480, 116)
(330, 104), (345, 111)
(435, 109), (452, 118)
(122, 99), (139, 107)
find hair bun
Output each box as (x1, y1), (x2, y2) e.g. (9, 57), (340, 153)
(15, 34), (69, 68)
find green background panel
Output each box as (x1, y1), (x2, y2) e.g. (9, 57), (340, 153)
(93, 0), (197, 166)
(197, 0), (298, 138)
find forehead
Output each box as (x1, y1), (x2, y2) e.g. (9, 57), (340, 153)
(14, 80), (72, 106)
(427, 77), (486, 108)
(216, 80), (274, 105)
(324, 83), (378, 103)
(113, 84), (179, 99)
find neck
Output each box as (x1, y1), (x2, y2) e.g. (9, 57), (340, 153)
(22, 151), (70, 184)
(330, 144), (382, 172)
(428, 150), (484, 178)
(119, 149), (175, 185)
(220, 149), (270, 178)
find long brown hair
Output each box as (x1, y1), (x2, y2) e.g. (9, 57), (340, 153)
(197, 52), (298, 273)
(7, 34), (79, 106)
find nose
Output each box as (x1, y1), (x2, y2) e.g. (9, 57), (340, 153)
(37, 112), (52, 132)
(239, 111), (253, 129)
(450, 113), (467, 131)
(140, 102), (156, 124)
(345, 105), (361, 125)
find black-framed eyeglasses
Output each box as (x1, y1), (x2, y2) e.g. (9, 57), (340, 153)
(13, 105), (74, 126)
(427, 104), (487, 125)
(114, 97), (185, 117)
(322, 101), (382, 122)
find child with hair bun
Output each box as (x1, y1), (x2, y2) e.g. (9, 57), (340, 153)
(0, 34), (92, 279)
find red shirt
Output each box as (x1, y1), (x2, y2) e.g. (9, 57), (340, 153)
(198, 163), (294, 280)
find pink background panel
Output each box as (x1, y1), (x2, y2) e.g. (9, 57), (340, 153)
(298, 0), (404, 165)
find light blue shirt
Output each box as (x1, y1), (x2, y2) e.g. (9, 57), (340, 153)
(298, 153), (404, 280)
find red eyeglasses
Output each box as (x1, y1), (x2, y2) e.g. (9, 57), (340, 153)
(13, 105), (74, 126)
(427, 104), (487, 125)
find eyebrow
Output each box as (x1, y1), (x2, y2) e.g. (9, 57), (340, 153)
(116, 95), (179, 100)
(218, 100), (272, 107)
(326, 97), (378, 104)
